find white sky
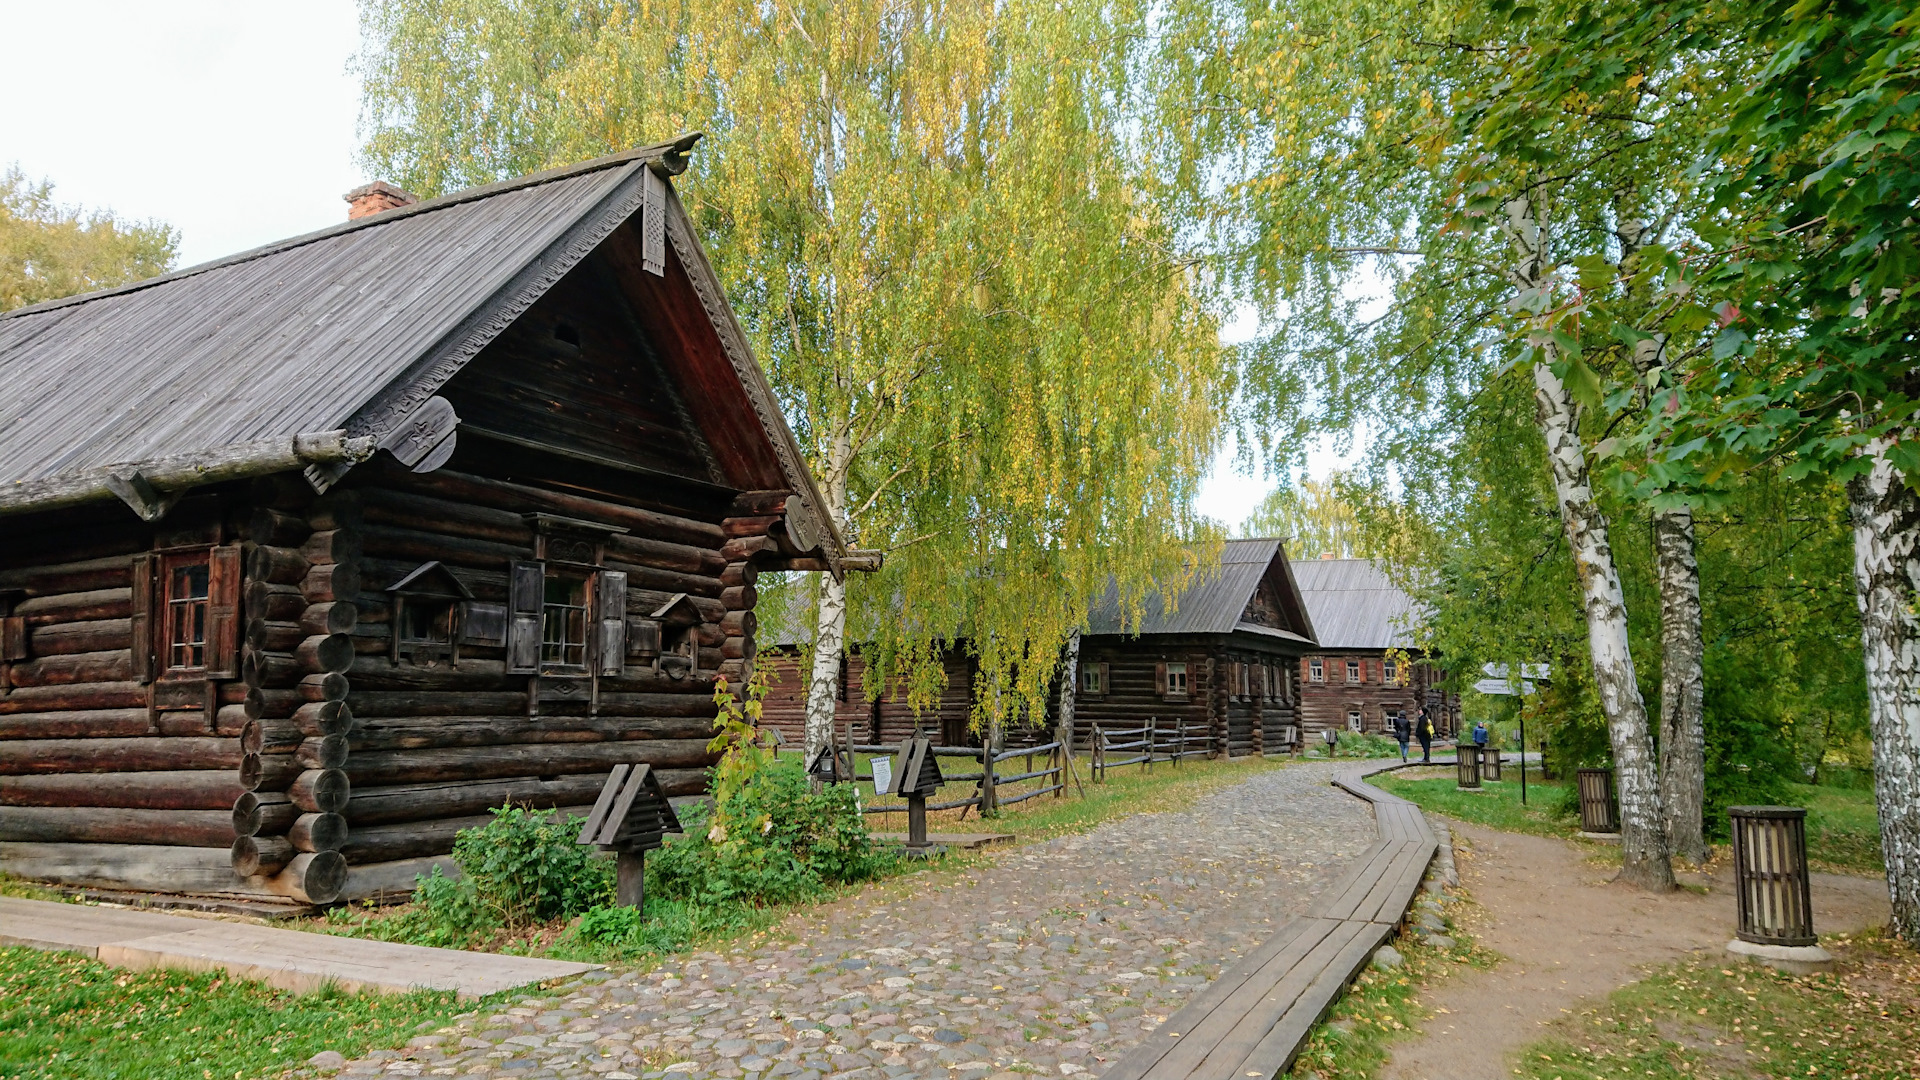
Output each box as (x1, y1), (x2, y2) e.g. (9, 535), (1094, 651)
(0, 1), (1362, 526)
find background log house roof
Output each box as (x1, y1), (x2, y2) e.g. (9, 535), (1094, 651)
(1288, 557), (1422, 650)
(0, 138), (840, 563)
(1084, 537), (1316, 643)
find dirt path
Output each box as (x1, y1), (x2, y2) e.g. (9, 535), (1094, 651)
(1383, 821), (1891, 1080)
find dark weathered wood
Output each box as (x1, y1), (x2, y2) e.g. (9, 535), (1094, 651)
(356, 487), (533, 545)
(0, 770), (244, 809)
(213, 704), (249, 736)
(296, 634), (355, 675)
(300, 672), (351, 702)
(296, 735), (350, 770)
(0, 708), (151, 740)
(289, 812), (348, 852)
(0, 555), (132, 597)
(6, 651), (132, 687)
(348, 714), (718, 752)
(0, 805), (236, 846)
(345, 740), (717, 786)
(240, 718), (303, 755)
(248, 546), (309, 586)
(338, 804), (594, 863)
(720, 562), (757, 588)
(245, 581), (306, 622)
(289, 769), (350, 813)
(0, 682), (147, 715)
(345, 690), (528, 718)
(243, 650), (302, 688)
(231, 790), (296, 837)
(605, 532), (728, 576)
(0, 737), (239, 775)
(26, 619), (130, 656)
(244, 687), (300, 720)
(342, 774), (613, 826)
(247, 620), (306, 652)
(362, 523), (525, 570)
(590, 692), (723, 718)
(301, 529), (361, 566)
(301, 561), (359, 604)
(273, 850), (347, 905)
(249, 507), (311, 547)
(238, 753), (302, 792)
(13, 588), (132, 626)
(374, 468), (727, 548)
(231, 834), (294, 876)
(292, 700), (353, 736)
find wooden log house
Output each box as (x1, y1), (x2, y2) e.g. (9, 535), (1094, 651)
(760, 538), (1319, 755)
(0, 137), (847, 906)
(1290, 557), (1459, 738)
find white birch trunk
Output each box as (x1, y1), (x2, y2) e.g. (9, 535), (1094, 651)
(803, 427), (854, 763)
(1058, 629), (1082, 751)
(1505, 195), (1674, 890)
(1652, 504), (1708, 864)
(1626, 332), (1709, 865)
(1848, 438), (1920, 942)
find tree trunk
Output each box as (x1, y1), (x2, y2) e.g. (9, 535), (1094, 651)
(1653, 504), (1709, 864)
(1848, 438), (1920, 943)
(1504, 194), (1674, 890)
(803, 426), (854, 762)
(1058, 629), (1082, 751)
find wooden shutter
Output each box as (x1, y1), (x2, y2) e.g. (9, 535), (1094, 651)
(596, 570), (627, 676)
(0, 616), (24, 663)
(1098, 662), (1110, 696)
(630, 619), (662, 658)
(1155, 661), (1167, 699)
(205, 544), (242, 678)
(506, 561), (545, 674)
(129, 553), (155, 683)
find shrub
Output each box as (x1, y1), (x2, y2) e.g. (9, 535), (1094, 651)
(381, 805), (612, 946)
(646, 673), (892, 907)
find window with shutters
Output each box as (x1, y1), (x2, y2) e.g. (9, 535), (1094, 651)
(541, 573), (591, 673)
(388, 562), (470, 667)
(1309, 657), (1324, 682)
(134, 545), (239, 686)
(1383, 657), (1399, 684)
(1346, 709), (1363, 732)
(166, 557), (210, 670)
(1079, 663), (1105, 696)
(1346, 659), (1361, 683)
(1165, 661), (1188, 696)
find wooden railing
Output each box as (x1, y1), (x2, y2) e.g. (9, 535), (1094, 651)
(1085, 717), (1212, 781)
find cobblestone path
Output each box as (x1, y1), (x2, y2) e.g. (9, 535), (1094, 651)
(323, 761), (1373, 1080)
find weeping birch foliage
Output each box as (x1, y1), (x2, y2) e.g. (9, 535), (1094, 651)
(356, 0), (1229, 733)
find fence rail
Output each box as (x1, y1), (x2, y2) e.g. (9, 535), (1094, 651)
(837, 723), (1071, 819)
(1086, 717), (1212, 781)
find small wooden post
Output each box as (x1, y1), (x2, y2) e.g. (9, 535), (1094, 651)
(906, 791), (929, 849)
(980, 741), (996, 815)
(1146, 719), (1156, 772)
(616, 850), (646, 909)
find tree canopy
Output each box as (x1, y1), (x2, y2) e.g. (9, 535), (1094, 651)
(0, 167), (176, 313)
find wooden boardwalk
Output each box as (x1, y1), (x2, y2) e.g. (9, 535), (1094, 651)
(0, 896), (596, 999)
(1101, 759), (1435, 1080)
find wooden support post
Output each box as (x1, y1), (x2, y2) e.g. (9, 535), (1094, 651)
(980, 740), (996, 816)
(906, 792), (929, 852)
(617, 850), (645, 909)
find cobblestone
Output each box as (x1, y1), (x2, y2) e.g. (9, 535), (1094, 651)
(315, 762), (1372, 1080)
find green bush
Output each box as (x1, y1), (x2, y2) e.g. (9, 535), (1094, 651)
(565, 897), (761, 957)
(379, 806), (612, 946)
(647, 757), (890, 906)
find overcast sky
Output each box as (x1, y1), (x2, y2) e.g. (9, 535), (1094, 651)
(0, 1), (1355, 527)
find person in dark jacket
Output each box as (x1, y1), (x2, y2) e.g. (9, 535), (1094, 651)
(1472, 721), (1489, 747)
(1390, 712), (1411, 762)
(1415, 707), (1434, 763)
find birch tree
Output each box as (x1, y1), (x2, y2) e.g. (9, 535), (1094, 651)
(1, 167), (175, 313)
(359, 0), (1229, 759)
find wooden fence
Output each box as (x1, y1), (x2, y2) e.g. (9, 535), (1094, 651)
(831, 722), (1071, 818)
(1086, 717), (1211, 781)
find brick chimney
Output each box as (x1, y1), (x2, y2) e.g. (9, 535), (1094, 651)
(344, 181), (417, 220)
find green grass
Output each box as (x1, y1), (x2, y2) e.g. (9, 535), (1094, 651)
(1374, 769), (1581, 842)
(0, 946), (468, 1080)
(1510, 931), (1920, 1080)
(1791, 781), (1884, 874)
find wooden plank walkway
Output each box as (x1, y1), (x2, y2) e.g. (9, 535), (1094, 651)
(0, 896), (597, 999)
(1101, 759), (1435, 1080)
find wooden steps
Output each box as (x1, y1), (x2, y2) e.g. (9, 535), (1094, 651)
(1099, 760), (1435, 1080)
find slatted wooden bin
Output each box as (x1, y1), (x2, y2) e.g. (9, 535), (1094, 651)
(1576, 768), (1618, 834)
(1480, 744), (1502, 782)
(576, 764), (683, 910)
(1730, 806), (1817, 947)
(1455, 746), (1480, 790)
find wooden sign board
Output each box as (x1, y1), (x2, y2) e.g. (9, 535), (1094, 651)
(871, 756), (893, 798)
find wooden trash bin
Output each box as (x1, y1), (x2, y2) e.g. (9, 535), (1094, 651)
(1480, 744), (1502, 782)
(1576, 768), (1618, 834)
(1730, 806), (1817, 947)
(1456, 745), (1481, 790)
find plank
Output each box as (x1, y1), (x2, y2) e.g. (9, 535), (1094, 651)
(1179, 920), (1375, 1080)
(1231, 922), (1395, 1080)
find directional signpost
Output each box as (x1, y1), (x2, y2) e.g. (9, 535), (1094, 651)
(1472, 664), (1552, 805)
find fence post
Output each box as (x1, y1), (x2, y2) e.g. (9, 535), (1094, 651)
(1147, 719), (1156, 773)
(981, 739), (997, 816)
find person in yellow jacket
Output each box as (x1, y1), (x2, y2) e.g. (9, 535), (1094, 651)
(1415, 707), (1435, 763)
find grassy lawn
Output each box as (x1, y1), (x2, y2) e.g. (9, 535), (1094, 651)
(1792, 781), (1884, 875)
(0, 946), (466, 1080)
(1374, 767), (1582, 842)
(1510, 932), (1920, 1080)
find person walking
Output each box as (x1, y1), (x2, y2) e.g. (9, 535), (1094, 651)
(1390, 711), (1411, 762)
(1415, 707), (1433, 763)
(1471, 721), (1489, 749)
